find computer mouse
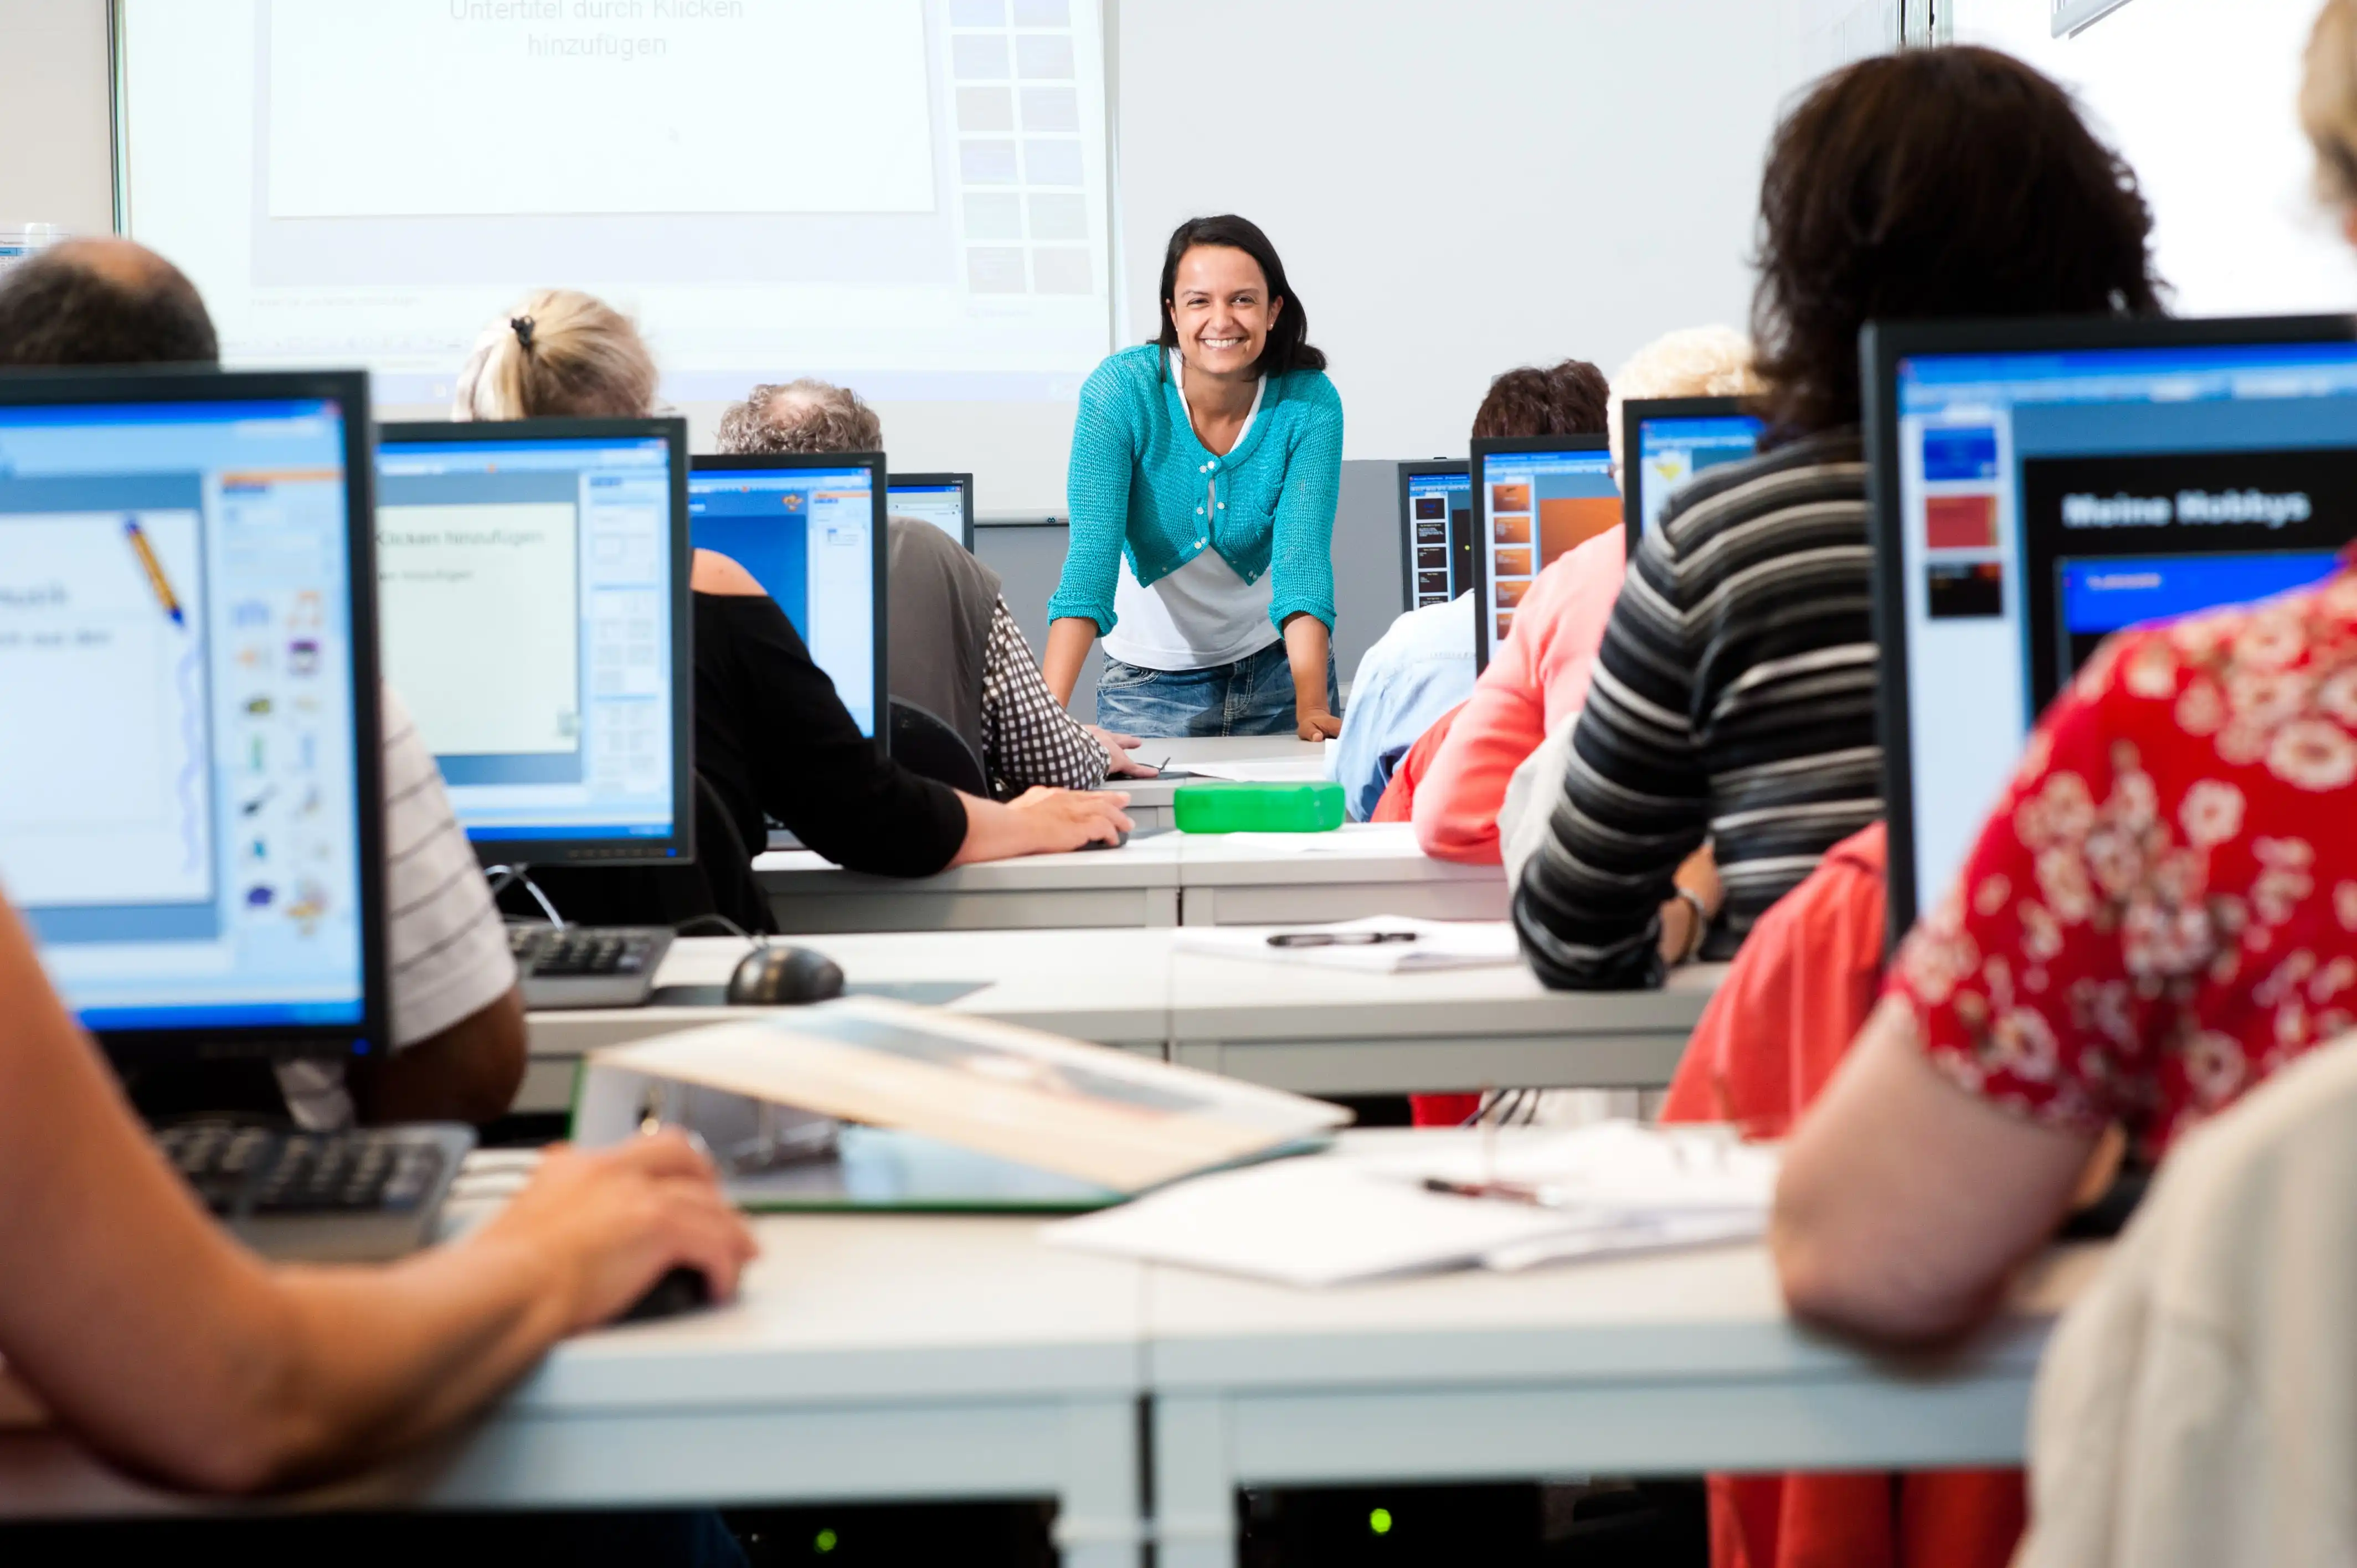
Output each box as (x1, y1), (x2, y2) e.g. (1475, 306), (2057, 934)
(1075, 827), (1131, 852)
(619, 1265), (711, 1324)
(727, 943), (846, 1005)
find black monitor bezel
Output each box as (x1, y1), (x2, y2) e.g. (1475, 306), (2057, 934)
(1396, 459), (1470, 614)
(1619, 395), (1759, 551)
(888, 470), (975, 552)
(0, 365), (390, 1067)
(379, 416), (697, 871)
(1865, 311), (2357, 950)
(1466, 433), (1613, 672)
(690, 449), (889, 756)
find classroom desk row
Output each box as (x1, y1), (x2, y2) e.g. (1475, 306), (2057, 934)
(0, 1133), (2102, 1568)
(513, 931), (1726, 1115)
(756, 821), (1506, 933)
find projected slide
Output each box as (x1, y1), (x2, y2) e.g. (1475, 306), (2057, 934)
(118, 0), (1114, 406)
(378, 504), (580, 758)
(269, 3), (933, 218)
(0, 512), (213, 909)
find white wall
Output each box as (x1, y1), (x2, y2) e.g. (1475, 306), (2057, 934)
(1957, 0), (2357, 316)
(0, 0), (111, 238)
(1118, 0), (1823, 465)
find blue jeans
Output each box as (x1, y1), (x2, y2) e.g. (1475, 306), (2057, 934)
(1094, 639), (1339, 738)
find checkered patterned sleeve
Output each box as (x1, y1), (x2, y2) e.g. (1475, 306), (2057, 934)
(980, 596), (1111, 796)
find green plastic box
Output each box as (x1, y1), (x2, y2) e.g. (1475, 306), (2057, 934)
(1173, 779), (1346, 834)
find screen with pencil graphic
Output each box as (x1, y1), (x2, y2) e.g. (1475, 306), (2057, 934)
(0, 393), (372, 1036)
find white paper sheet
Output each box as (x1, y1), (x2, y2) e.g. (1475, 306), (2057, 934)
(1174, 917), (1522, 973)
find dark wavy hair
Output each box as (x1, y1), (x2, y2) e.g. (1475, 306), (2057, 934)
(1470, 359), (1610, 442)
(1155, 214), (1326, 376)
(1751, 46), (2163, 436)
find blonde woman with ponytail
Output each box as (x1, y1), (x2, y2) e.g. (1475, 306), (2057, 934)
(447, 291), (1133, 917)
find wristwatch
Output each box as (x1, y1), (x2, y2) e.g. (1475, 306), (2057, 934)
(1672, 886), (1711, 963)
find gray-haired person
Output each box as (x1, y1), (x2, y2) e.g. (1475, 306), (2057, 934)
(718, 379), (1156, 792)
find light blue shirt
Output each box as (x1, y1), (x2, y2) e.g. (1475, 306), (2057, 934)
(1331, 593), (1476, 821)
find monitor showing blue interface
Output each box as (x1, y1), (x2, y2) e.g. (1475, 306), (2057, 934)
(888, 474), (971, 551)
(1630, 407), (1764, 539)
(688, 455), (885, 739)
(1882, 327), (2357, 931)
(1470, 437), (1618, 668)
(375, 424), (688, 862)
(1400, 463), (1471, 611)
(0, 380), (379, 1047)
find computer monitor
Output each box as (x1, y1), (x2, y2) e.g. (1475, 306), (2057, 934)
(889, 472), (974, 551)
(0, 367), (388, 1065)
(1468, 435), (1617, 670)
(1867, 313), (2357, 940)
(1397, 460), (1472, 612)
(688, 451), (888, 741)
(375, 419), (694, 869)
(1621, 397), (1764, 545)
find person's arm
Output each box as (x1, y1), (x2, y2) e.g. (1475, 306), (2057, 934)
(348, 986), (525, 1125)
(1266, 379), (1344, 737)
(981, 597), (1113, 793)
(1282, 613), (1340, 740)
(1773, 1000), (2096, 1344)
(949, 785), (1134, 865)
(1512, 527), (1713, 989)
(352, 689), (526, 1125)
(1043, 360), (1141, 702)
(1414, 615), (1545, 864)
(0, 896), (752, 1493)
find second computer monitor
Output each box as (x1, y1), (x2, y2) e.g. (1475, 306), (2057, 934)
(688, 452), (888, 741)
(375, 419), (695, 869)
(1621, 397), (1764, 545)
(1468, 435), (1616, 669)
(889, 472), (974, 551)
(1398, 461), (1472, 612)
(1868, 313), (2357, 940)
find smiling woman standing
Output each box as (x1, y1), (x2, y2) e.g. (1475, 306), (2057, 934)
(1044, 215), (1344, 738)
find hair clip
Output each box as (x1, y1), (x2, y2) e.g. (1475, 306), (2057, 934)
(510, 316), (536, 349)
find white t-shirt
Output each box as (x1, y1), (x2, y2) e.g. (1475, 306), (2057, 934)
(1102, 354), (1279, 672)
(275, 684), (517, 1129)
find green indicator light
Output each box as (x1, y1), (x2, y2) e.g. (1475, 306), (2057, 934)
(815, 1526), (839, 1554)
(1369, 1507), (1393, 1536)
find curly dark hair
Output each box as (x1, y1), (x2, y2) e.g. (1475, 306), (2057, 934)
(1751, 46), (2164, 436)
(1470, 358), (1610, 443)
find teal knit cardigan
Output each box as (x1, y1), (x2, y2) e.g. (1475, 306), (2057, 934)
(1050, 343), (1344, 638)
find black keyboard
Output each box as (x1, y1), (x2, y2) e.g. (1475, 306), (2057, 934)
(509, 923), (674, 1010)
(157, 1122), (474, 1262)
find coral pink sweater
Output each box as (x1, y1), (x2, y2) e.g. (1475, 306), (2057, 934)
(1411, 529), (1627, 864)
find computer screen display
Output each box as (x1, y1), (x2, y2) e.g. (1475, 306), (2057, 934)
(1874, 319), (2357, 935)
(1469, 436), (1617, 668)
(688, 453), (887, 740)
(1625, 399), (1764, 542)
(888, 474), (972, 551)
(0, 371), (384, 1055)
(375, 420), (692, 866)
(1398, 462), (1471, 612)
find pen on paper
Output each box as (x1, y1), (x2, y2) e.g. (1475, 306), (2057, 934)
(123, 517), (186, 627)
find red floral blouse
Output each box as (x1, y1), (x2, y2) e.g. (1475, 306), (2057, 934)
(1892, 568), (2357, 1158)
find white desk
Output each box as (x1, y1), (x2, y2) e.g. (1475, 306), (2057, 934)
(0, 1215), (1151, 1567)
(1143, 1134), (2102, 1566)
(754, 823), (1498, 934)
(520, 932), (1721, 1114)
(1111, 735), (1330, 832)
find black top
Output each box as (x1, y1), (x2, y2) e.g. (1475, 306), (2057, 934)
(694, 591), (969, 878)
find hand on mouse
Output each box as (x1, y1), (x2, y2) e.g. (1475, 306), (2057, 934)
(472, 1131), (756, 1334)
(1085, 724), (1158, 778)
(1007, 785), (1133, 853)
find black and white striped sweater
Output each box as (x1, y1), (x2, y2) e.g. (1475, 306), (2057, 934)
(1514, 429), (1880, 989)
